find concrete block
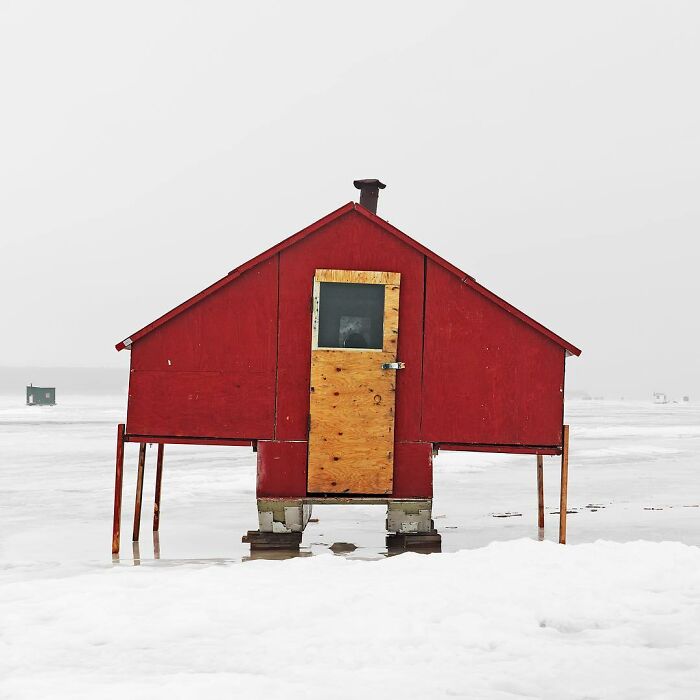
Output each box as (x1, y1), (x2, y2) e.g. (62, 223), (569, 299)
(257, 499), (311, 533)
(386, 499), (433, 534)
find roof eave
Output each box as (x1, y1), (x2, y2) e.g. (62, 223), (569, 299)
(463, 276), (581, 356)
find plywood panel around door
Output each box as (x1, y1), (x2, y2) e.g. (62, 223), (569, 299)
(307, 271), (400, 494)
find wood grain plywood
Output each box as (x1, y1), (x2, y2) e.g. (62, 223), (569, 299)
(383, 282), (400, 354)
(315, 269), (401, 285)
(307, 272), (401, 494)
(307, 350), (396, 493)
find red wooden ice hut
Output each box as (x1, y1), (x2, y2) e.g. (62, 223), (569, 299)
(112, 180), (581, 554)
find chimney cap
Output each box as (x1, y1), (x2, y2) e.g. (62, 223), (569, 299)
(353, 179), (386, 190)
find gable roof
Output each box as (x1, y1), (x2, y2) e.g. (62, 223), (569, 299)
(116, 202), (581, 356)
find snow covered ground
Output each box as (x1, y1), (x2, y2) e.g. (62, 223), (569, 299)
(1, 396), (699, 698)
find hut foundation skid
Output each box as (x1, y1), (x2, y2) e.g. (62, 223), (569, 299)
(111, 424), (571, 555)
(243, 497), (439, 551)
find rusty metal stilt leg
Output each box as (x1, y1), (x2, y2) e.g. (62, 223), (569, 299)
(537, 453), (544, 532)
(132, 443), (146, 542)
(153, 443), (164, 532)
(112, 424), (125, 555)
(559, 425), (570, 545)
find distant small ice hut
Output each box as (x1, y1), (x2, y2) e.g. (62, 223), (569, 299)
(653, 392), (669, 404)
(26, 384), (56, 406)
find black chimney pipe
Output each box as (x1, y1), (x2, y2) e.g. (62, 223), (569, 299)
(353, 179), (386, 215)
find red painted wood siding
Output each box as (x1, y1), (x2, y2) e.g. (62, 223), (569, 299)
(123, 206), (570, 500)
(256, 441), (308, 497)
(126, 257), (279, 439)
(421, 260), (565, 447)
(275, 210), (425, 442)
(392, 442), (433, 498)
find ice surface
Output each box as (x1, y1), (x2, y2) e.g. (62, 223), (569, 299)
(1, 396), (699, 698)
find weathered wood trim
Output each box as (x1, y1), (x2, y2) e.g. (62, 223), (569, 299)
(383, 281), (400, 353)
(314, 268), (401, 285)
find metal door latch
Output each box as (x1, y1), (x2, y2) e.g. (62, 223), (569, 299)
(381, 362), (406, 370)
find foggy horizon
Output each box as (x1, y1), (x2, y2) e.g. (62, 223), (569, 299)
(2, 2), (698, 400)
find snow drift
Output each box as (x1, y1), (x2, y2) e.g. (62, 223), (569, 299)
(2, 539), (699, 699)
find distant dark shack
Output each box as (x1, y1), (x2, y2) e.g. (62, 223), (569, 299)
(26, 385), (56, 406)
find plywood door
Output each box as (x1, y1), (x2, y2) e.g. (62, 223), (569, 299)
(307, 269), (401, 494)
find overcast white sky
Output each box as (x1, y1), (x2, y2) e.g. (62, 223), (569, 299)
(1, 1), (698, 398)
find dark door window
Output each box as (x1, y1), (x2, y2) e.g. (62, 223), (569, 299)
(316, 282), (385, 350)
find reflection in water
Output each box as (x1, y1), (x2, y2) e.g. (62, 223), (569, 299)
(386, 532), (442, 556)
(112, 525), (462, 565)
(243, 549), (313, 562)
(386, 542), (442, 556)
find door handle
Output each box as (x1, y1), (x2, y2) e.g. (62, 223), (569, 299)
(381, 362), (405, 370)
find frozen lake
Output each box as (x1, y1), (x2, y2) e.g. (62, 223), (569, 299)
(2, 396), (699, 698)
(1, 396), (699, 568)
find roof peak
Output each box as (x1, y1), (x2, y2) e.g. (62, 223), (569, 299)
(116, 202), (580, 357)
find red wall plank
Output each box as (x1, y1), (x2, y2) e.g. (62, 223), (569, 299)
(126, 257), (278, 439)
(422, 260), (565, 447)
(257, 441), (308, 497)
(392, 442), (433, 498)
(275, 210), (425, 442)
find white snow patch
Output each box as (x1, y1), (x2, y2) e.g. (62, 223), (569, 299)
(2, 397), (700, 697)
(2, 540), (700, 699)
